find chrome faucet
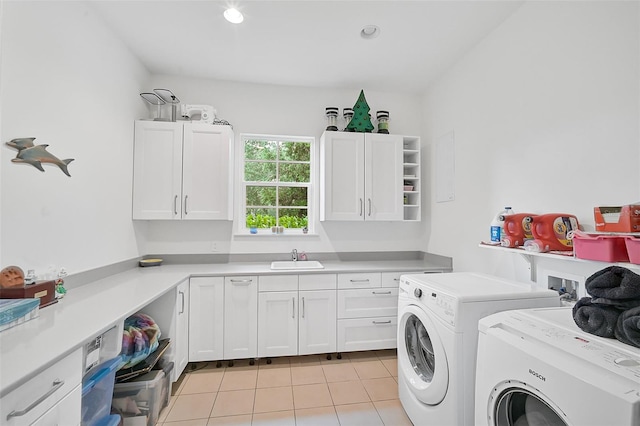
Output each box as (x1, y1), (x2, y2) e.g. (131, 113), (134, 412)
(291, 249), (298, 261)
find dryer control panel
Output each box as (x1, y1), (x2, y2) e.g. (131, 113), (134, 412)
(400, 276), (457, 327)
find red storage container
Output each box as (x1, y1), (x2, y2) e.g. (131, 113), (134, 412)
(573, 231), (629, 262)
(624, 236), (640, 264)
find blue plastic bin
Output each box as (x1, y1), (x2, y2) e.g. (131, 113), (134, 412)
(81, 356), (121, 426)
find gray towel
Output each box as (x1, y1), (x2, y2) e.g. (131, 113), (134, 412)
(614, 306), (640, 348)
(585, 266), (640, 308)
(572, 297), (623, 338)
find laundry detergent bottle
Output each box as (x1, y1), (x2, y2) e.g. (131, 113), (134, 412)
(490, 207), (514, 244)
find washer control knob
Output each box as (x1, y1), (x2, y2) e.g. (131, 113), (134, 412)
(614, 357), (640, 367)
(414, 288), (422, 298)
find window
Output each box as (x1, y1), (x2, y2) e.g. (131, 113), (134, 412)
(241, 134), (314, 234)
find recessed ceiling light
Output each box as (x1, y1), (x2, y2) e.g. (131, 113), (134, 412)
(224, 7), (244, 24)
(360, 25), (380, 39)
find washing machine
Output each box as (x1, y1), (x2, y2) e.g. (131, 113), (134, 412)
(475, 307), (640, 426)
(397, 272), (560, 426)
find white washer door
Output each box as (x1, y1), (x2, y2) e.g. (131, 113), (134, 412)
(398, 304), (449, 405)
(489, 381), (568, 426)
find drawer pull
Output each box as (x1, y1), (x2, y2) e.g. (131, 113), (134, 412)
(302, 296), (305, 318)
(393, 278), (400, 281)
(350, 279), (370, 283)
(292, 297), (296, 318)
(372, 291), (392, 295)
(174, 195), (178, 215)
(230, 279), (252, 285)
(179, 290), (185, 314)
(7, 379), (64, 420)
(372, 320), (392, 325)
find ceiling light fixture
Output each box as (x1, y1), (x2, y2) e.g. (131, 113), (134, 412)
(224, 7), (244, 24)
(360, 25), (380, 39)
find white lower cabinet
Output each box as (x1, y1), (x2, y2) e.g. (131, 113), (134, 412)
(1, 348), (82, 426)
(336, 271), (410, 352)
(189, 276), (224, 362)
(31, 384), (81, 426)
(258, 290), (298, 357)
(174, 281), (190, 380)
(337, 316), (399, 352)
(258, 274), (337, 358)
(224, 276), (258, 360)
(298, 289), (337, 355)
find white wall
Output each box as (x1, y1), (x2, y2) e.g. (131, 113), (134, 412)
(0, 1), (149, 275)
(141, 75), (428, 255)
(422, 1), (640, 281)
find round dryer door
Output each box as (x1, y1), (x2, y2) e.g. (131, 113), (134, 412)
(398, 304), (449, 405)
(490, 381), (568, 426)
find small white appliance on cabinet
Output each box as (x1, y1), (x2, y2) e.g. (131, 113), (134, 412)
(397, 272), (560, 426)
(475, 307), (640, 426)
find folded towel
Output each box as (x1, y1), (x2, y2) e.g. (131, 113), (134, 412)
(585, 266), (640, 307)
(572, 297), (623, 338)
(614, 306), (640, 348)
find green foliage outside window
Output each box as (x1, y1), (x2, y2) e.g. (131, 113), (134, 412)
(243, 137), (312, 230)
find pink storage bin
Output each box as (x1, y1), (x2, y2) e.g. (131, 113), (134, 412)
(573, 231), (629, 262)
(624, 236), (640, 264)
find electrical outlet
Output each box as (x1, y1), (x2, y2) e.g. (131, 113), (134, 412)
(211, 242), (217, 252)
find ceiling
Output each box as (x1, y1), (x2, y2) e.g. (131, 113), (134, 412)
(90, 0), (524, 94)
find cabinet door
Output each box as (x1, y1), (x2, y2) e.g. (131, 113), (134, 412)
(299, 290), (337, 355)
(174, 280), (189, 379)
(365, 133), (403, 221)
(258, 291), (298, 357)
(189, 277), (224, 362)
(224, 276), (258, 359)
(182, 123), (234, 220)
(320, 132), (365, 221)
(132, 120), (183, 220)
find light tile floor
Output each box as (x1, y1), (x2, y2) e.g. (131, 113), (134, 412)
(157, 350), (412, 426)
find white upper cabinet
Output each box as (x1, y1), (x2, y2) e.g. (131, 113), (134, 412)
(132, 120), (233, 220)
(320, 131), (403, 221)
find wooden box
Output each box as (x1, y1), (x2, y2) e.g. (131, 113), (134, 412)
(0, 280), (57, 308)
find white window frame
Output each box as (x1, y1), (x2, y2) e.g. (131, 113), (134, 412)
(237, 133), (316, 235)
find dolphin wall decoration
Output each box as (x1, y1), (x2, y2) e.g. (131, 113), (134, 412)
(6, 138), (74, 177)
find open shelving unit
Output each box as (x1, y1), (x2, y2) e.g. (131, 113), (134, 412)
(402, 136), (421, 221)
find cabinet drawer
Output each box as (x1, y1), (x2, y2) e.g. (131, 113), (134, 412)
(337, 316), (398, 352)
(337, 273), (381, 289)
(31, 384), (81, 426)
(1, 348), (82, 426)
(259, 275), (298, 292)
(337, 288), (399, 319)
(381, 271), (421, 288)
(299, 274), (337, 290)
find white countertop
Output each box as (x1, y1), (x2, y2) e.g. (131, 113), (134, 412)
(0, 259), (446, 395)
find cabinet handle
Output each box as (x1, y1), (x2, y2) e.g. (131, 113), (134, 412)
(372, 320), (392, 325)
(184, 195), (188, 215)
(350, 279), (370, 283)
(179, 291), (185, 314)
(292, 297), (296, 318)
(174, 195), (178, 215)
(368, 198), (372, 216)
(359, 198), (363, 216)
(393, 278), (400, 282)
(302, 296), (305, 318)
(372, 291), (392, 295)
(7, 379), (65, 420)
(230, 279), (253, 285)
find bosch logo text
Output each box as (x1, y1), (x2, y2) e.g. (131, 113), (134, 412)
(529, 369), (546, 382)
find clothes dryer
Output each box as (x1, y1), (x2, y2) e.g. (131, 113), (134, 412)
(475, 307), (640, 426)
(397, 272), (560, 426)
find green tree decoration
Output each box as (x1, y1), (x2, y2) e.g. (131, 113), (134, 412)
(346, 90), (374, 133)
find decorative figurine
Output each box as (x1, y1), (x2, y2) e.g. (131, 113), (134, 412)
(6, 138), (74, 176)
(0, 266), (25, 288)
(346, 90), (374, 133)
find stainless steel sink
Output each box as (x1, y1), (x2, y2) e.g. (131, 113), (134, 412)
(270, 260), (324, 270)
